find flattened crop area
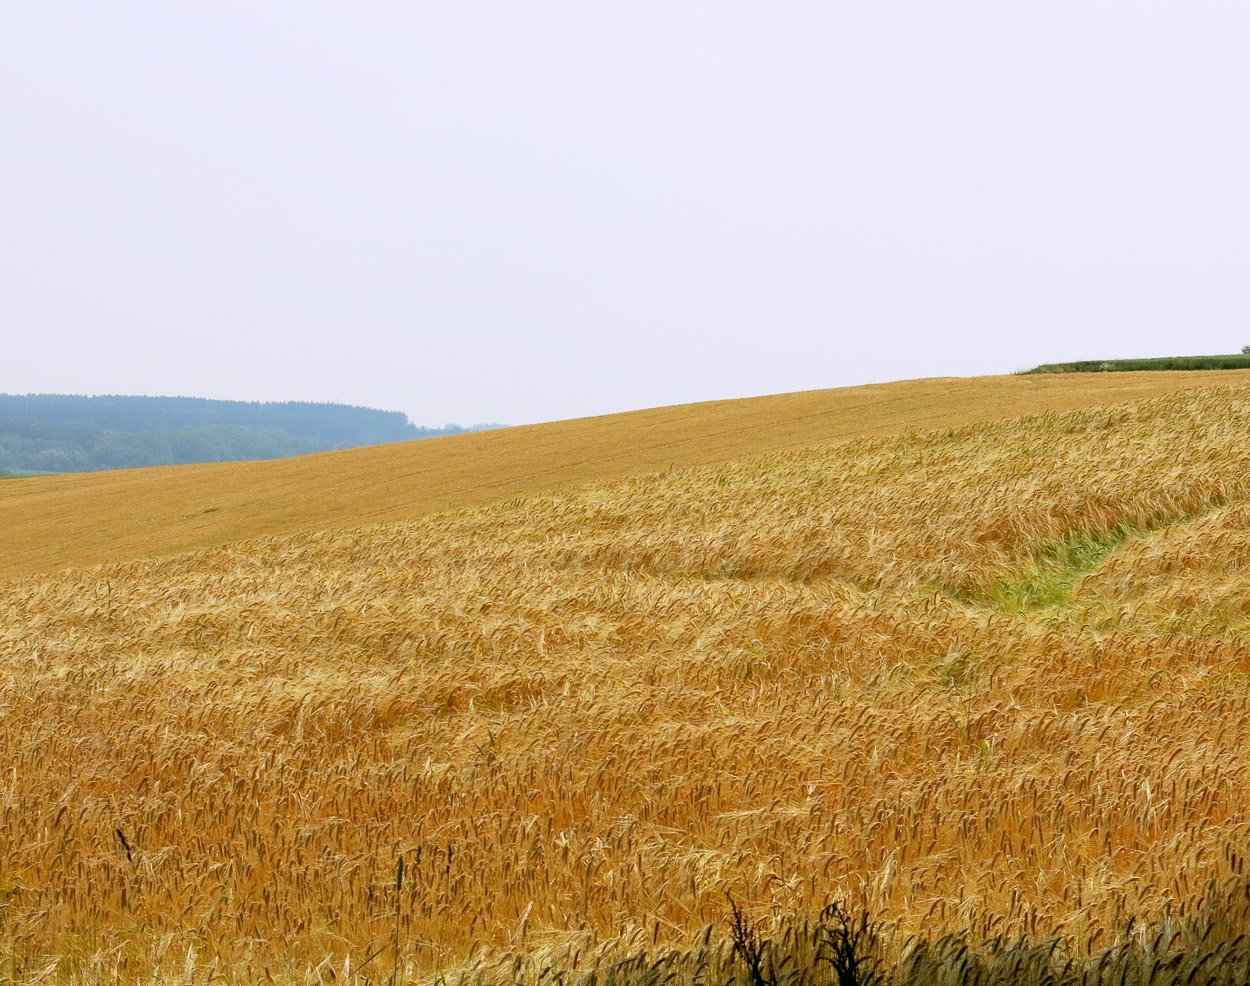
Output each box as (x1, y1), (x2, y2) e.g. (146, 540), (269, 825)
(4, 385), (1250, 981)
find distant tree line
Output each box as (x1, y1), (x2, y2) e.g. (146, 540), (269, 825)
(0, 394), (502, 474)
(1023, 354), (1250, 374)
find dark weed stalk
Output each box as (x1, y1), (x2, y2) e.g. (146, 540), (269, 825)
(727, 895), (776, 986)
(391, 853), (405, 986)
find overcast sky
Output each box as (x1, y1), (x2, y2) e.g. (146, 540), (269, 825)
(3, 3), (1248, 426)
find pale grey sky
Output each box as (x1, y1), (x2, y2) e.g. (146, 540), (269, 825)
(3, 3), (1248, 426)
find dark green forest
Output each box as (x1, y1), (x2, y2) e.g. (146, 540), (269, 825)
(1023, 354), (1250, 373)
(0, 394), (501, 474)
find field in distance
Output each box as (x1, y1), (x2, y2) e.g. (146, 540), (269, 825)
(3, 369), (1250, 579)
(6, 382), (1250, 982)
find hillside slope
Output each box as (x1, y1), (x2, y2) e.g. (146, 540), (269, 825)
(5, 384), (1250, 981)
(2, 369), (1248, 578)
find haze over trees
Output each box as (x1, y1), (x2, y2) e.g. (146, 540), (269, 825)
(0, 394), (501, 474)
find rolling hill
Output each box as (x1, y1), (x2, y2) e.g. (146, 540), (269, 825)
(2, 369), (1248, 579)
(6, 372), (1250, 983)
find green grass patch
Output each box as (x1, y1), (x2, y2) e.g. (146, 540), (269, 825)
(1022, 354), (1250, 374)
(983, 524), (1137, 612)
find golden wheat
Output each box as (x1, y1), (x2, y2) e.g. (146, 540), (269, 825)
(3, 385), (1250, 981)
(3, 370), (1247, 580)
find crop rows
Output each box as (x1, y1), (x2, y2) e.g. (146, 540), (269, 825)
(2, 386), (1250, 981)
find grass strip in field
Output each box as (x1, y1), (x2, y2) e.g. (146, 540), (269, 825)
(984, 524), (1138, 612)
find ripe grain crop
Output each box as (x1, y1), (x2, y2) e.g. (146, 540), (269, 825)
(2, 370), (1247, 579)
(3, 385), (1250, 981)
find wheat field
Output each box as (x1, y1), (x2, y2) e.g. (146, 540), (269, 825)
(4, 370), (1249, 580)
(5, 381), (1250, 982)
